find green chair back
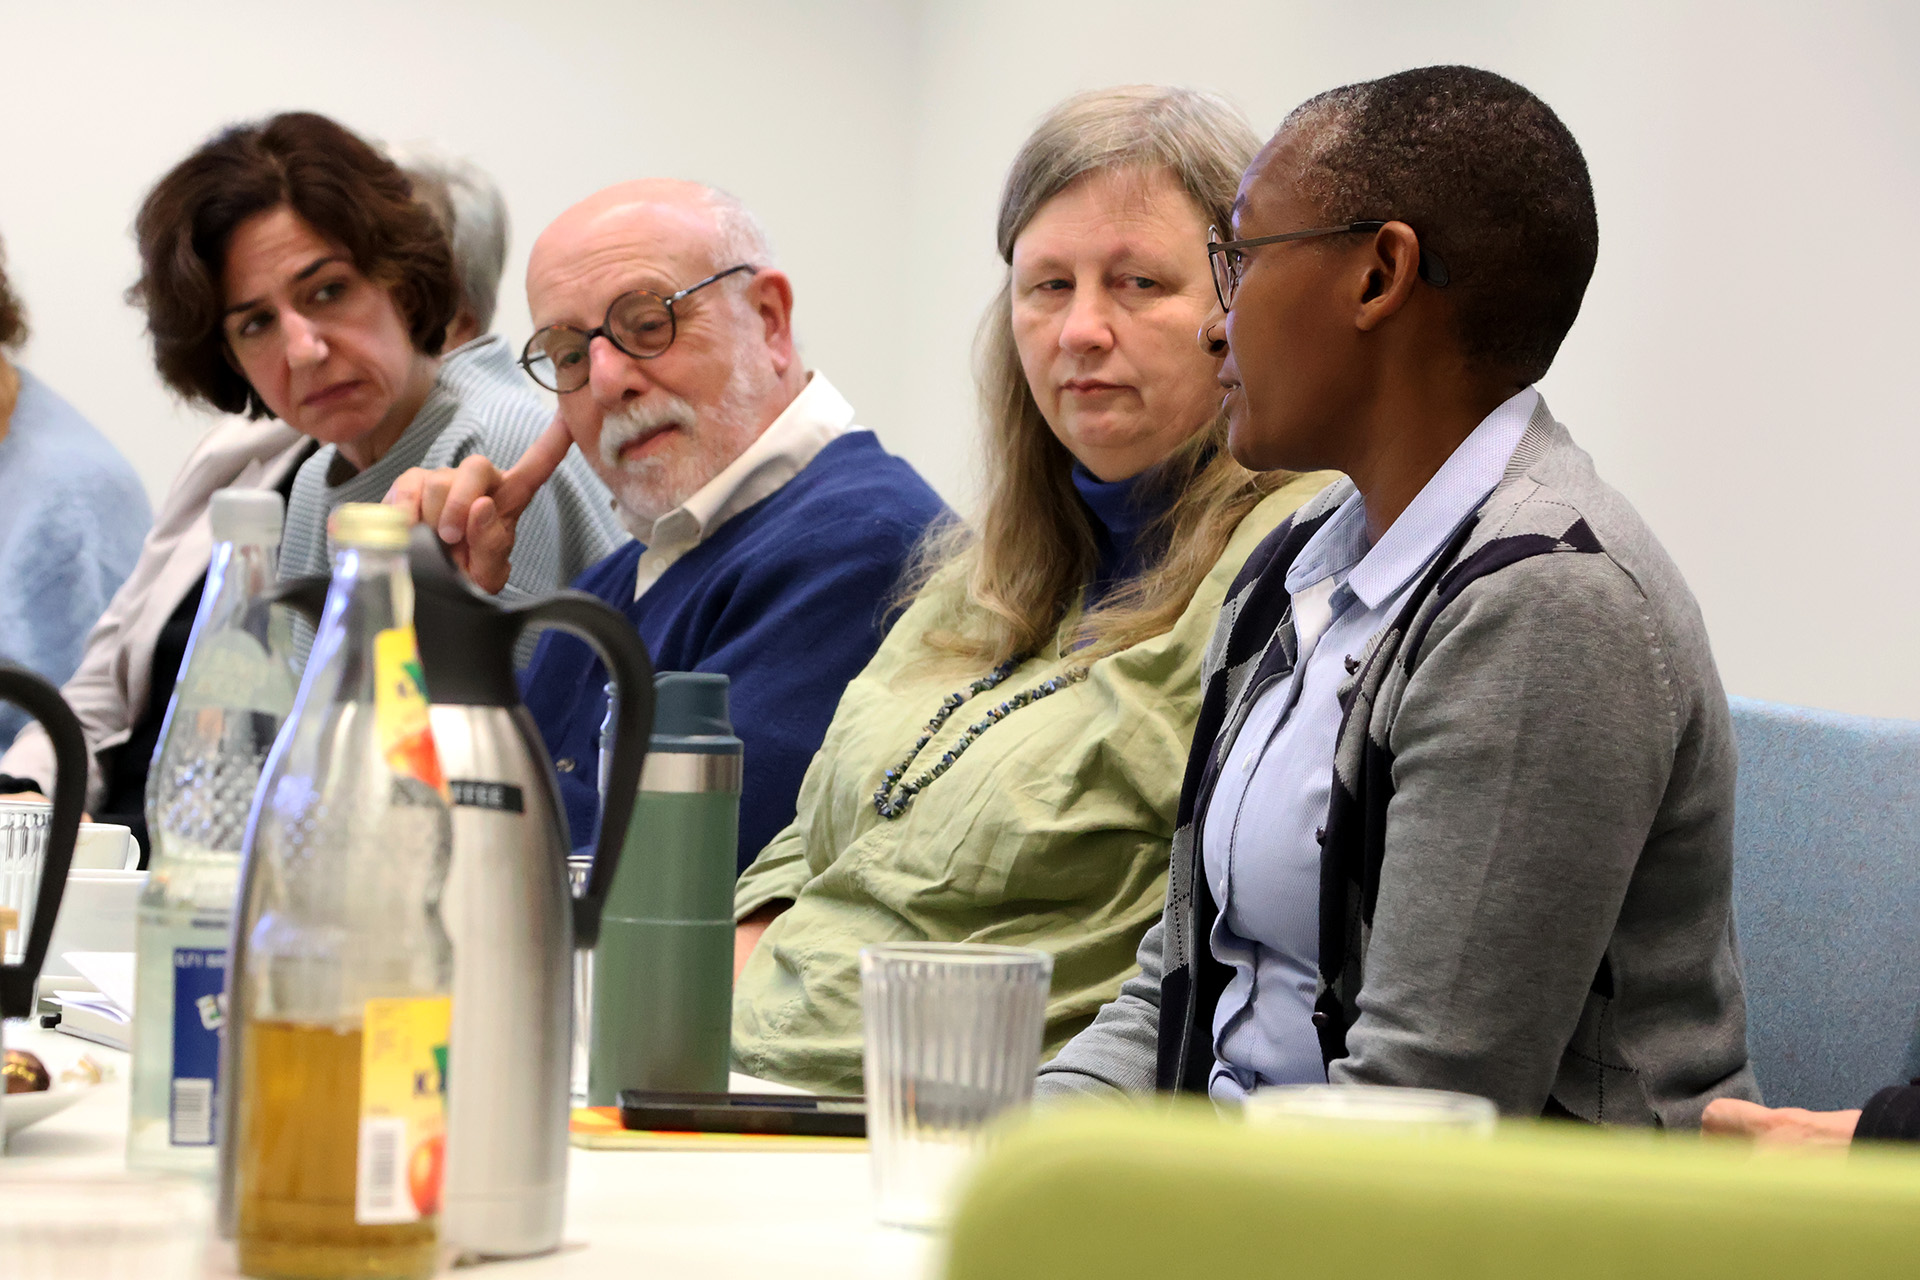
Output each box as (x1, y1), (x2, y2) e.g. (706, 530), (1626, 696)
(943, 1104), (1920, 1279)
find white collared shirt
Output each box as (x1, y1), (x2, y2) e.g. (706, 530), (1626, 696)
(630, 372), (856, 602)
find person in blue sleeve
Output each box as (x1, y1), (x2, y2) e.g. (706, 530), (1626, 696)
(389, 180), (947, 868)
(0, 233), (151, 751)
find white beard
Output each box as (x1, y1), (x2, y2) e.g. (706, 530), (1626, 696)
(595, 387), (752, 539)
(591, 326), (777, 539)
(596, 392), (701, 532)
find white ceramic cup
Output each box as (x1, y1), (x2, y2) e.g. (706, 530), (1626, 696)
(72, 823), (135, 871)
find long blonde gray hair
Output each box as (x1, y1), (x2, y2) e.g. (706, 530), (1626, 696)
(912, 85), (1285, 668)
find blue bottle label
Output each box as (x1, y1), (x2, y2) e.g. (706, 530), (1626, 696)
(169, 946), (225, 1146)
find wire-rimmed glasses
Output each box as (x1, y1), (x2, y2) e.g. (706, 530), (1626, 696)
(1207, 222), (1449, 311)
(519, 263), (759, 392)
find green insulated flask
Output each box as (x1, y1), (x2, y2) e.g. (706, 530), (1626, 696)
(588, 673), (741, 1104)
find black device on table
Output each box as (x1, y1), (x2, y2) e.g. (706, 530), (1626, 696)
(617, 1090), (868, 1137)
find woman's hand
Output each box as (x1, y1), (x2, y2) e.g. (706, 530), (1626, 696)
(1702, 1097), (1860, 1146)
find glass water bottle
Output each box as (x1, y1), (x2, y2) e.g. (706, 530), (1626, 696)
(129, 488), (297, 1173)
(231, 503), (454, 1280)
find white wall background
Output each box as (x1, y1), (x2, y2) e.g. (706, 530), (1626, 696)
(2, 0), (1916, 717)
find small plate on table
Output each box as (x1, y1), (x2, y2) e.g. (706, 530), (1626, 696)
(4, 1020), (112, 1140)
(5, 1081), (92, 1137)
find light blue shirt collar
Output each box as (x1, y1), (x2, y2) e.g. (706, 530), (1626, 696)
(1284, 387), (1539, 609)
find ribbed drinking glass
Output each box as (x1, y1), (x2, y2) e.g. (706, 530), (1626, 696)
(859, 941), (1052, 1229)
(0, 799), (51, 964)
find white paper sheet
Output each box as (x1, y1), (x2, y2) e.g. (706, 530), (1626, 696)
(62, 950), (136, 1018)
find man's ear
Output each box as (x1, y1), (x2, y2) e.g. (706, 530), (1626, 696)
(747, 269), (798, 375)
(1353, 221), (1424, 332)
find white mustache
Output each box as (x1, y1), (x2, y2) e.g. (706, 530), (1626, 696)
(599, 394), (697, 470)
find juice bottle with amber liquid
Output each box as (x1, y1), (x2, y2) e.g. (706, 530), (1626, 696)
(230, 504), (453, 1280)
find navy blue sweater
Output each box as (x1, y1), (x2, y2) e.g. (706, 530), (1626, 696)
(521, 431), (947, 868)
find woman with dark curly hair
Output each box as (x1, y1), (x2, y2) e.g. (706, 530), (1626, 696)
(0, 232), (150, 752)
(129, 112), (620, 655)
(0, 120), (621, 844)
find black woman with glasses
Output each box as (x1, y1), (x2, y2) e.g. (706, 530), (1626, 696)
(1042, 66), (1757, 1126)
(386, 178), (946, 868)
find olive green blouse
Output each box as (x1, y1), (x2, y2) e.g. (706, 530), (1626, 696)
(730, 472), (1338, 1094)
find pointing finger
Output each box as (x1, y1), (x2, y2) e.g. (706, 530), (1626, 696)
(493, 412), (575, 521)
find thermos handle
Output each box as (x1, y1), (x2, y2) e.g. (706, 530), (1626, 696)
(0, 664), (87, 1019)
(505, 596), (655, 948)
(272, 559), (659, 946)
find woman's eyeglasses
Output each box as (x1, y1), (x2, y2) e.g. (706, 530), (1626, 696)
(1207, 222), (1449, 311)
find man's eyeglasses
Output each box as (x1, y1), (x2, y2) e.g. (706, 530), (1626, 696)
(1207, 222), (1449, 312)
(519, 263), (759, 393)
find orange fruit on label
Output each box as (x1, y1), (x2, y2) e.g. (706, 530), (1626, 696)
(409, 1132), (446, 1217)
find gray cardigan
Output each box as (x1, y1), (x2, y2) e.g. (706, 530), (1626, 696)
(1038, 400), (1759, 1127)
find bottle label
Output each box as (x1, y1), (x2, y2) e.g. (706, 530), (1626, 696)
(175, 630), (296, 717)
(373, 625), (447, 797)
(354, 995), (452, 1225)
(168, 946), (225, 1146)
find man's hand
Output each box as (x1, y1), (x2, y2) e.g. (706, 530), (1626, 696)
(384, 413), (575, 593)
(1702, 1097), (1861, 1146)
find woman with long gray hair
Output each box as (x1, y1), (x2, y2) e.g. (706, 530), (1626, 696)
(731, 85), (1338, 1094)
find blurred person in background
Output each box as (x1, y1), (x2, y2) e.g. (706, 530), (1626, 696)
(0, 139), (539, 858)
(0, 232), (150, 753)
(727, 86), (1339, 1094)
(387, 179), (947, 864)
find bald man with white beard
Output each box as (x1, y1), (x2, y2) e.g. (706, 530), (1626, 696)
(388, 180), (946, 866)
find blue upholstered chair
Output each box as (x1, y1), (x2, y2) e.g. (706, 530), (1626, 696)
(1729, 695), (1920, 1111)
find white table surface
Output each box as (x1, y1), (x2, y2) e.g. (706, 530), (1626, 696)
(2, 1021), (939, 1280)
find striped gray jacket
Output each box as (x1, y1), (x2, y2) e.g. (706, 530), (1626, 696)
(1039, 398), (1759, 1125)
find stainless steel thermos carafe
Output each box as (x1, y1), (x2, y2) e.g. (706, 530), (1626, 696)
(225, 525), (656, 1260)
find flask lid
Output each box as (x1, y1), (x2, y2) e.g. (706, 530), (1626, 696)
(209, 488), (284, 543)
(329, 502), (409, 549)
(653, 672), (732, 741)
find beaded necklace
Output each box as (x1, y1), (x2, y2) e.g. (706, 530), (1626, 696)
(871, 657), (1088, 819)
